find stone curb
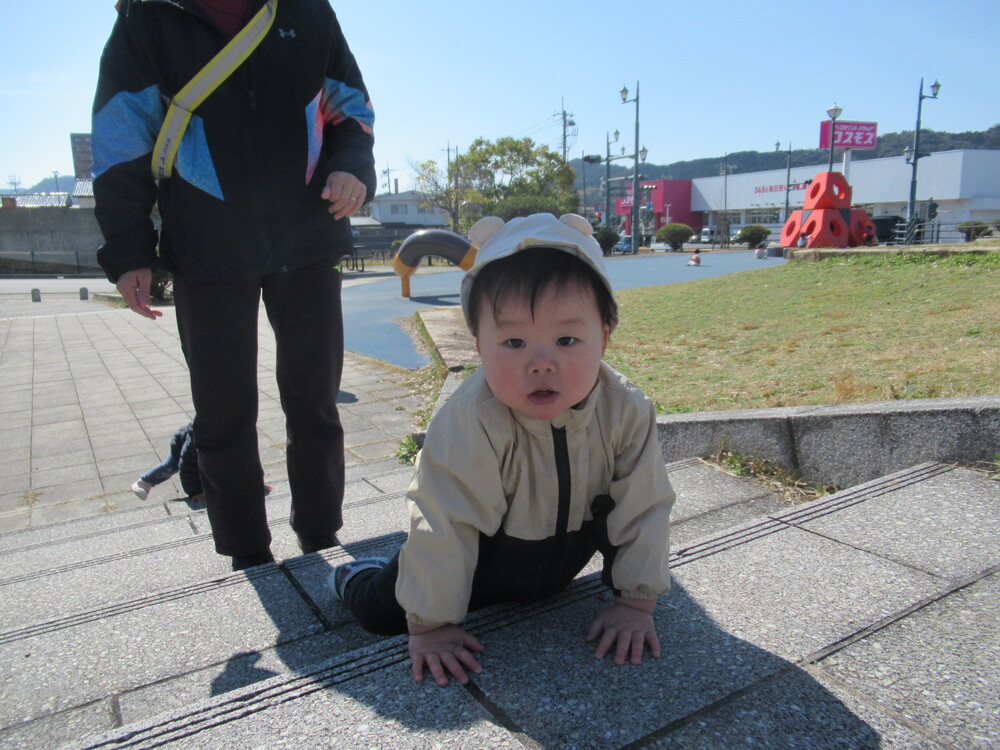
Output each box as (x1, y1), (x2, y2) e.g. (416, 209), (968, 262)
(656, 395), (1000, 488)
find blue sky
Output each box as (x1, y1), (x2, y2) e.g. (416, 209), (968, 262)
(2, 0), (997, 191)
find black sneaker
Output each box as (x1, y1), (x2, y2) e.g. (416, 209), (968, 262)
(296, 533), (339, 554)
(231, 551), (275, 571)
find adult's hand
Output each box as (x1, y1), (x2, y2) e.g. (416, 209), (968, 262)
(116, 269), (163, 320)
(322, 171), (367, 220)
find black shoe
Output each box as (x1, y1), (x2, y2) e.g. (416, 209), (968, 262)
(231, 551), (275, 571)
(296, 533), (339, 554)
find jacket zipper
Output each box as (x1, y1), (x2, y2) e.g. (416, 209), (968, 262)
(552, 426), (571, 535)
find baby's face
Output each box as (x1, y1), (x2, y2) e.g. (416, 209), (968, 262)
(475, 282), (609, 421)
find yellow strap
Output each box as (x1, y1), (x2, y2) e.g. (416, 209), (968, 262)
(152, 0), (278, 179)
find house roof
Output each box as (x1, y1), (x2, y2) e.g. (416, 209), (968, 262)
(372, 190), (421, 201)
(74, 179), (94, 198)
(1, 193), (73, 208)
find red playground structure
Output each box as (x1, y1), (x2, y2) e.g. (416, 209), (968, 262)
(780, 171), (876, 249)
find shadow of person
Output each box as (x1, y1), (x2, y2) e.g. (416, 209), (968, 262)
(407, 293), (460, 306)
(209, 650), (280, 696)
(233, 532), (409, 689)
(240, 562), (882, 747)
(170, 494), (207, 510)
(146, 538), (883, 747)
(372, 577), (882, 748)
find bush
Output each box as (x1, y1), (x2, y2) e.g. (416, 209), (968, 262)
(655, 223), (693, 251)
(957, 221), (991, 241)
(736, 225), (771, 248)
(149, 269), (173, 302)
(593, 227), (620, 255)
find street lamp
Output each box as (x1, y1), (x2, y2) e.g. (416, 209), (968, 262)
(605, 130), (619, 228)
(905, 77), (941, 224)
(583, 131), (631, 230)
(777, 141), (793, 222)
(719, 154), (735, 248)
(620, 82), (646, 254)
(826, 103), (842, 172)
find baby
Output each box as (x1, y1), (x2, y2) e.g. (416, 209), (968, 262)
(331, 213), (675, 686)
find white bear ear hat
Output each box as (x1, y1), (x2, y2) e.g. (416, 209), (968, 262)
(460, 213), (619, 331)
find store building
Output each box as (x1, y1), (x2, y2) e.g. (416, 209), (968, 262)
(616, 149), (1000, 244)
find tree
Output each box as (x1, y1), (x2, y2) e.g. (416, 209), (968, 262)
(415, 137), (578, 232)
(957, 221), (991, 242)
(735, 225), (771, 248)
(412, 159), (466, 232)
(593, 227), (620, 255)
(655, 223), (694, 251)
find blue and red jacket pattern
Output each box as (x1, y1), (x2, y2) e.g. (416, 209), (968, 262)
(92, 0), (376, 282)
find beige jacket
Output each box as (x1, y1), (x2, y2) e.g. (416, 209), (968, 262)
(396, 362), (675, 628)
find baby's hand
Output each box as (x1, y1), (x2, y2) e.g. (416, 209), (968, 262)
(408, 624), (484, 687)
(586, 598), (660, 666)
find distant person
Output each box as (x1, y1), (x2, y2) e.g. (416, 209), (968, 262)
(754, 245), (766, 259)
(92, 0), (376, 570)
(687, 249), (701, 266)
(131, 421), (271, 503)
(798, 234), (809, 248)
(329, 213), (675, 687)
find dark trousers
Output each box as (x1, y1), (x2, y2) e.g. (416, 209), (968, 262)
(172, 261), (345, 557)
(343, 496), (619, 635)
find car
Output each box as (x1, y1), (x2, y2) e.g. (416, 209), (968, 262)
(649, 240), (670, 251)
(698, 227), (724, 244)
(613, 236), (633, 253)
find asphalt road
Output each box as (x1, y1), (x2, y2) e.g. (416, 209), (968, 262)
(340, 251), (785, 368)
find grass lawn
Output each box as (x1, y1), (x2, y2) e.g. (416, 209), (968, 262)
(604, 250), (1000, 414)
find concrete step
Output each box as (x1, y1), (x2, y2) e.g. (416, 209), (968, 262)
(0, 458), (780, 747)
(2, 461), (997, 748)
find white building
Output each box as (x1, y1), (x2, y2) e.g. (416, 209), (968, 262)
(691, 149), (1000, 243)
(367, 190), (448, 227)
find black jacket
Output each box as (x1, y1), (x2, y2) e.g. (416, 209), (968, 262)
(92, 0), (376, 282)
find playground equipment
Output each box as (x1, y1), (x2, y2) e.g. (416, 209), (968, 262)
(392, 229), (477, 297)
(780, 171), (875, 249)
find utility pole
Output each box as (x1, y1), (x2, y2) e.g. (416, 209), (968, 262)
(558, 99), (576, 163)
(380, 163), (402, 194)
(449, 144), (461, 232)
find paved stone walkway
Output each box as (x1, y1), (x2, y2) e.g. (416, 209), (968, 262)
(0, 292), (427, 532)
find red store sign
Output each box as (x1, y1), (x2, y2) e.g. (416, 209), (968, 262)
(819, 120), (878, 150)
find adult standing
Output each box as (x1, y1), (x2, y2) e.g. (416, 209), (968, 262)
(92, 0), (375, 570)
